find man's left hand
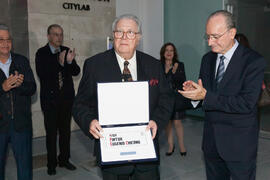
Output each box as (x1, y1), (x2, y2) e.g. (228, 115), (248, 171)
(178, 79), (207, 100)
(146, 120), (157, 139)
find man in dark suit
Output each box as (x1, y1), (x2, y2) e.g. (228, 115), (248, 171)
(179, 10), (266, 180)
(35, 24), (80, 175)
(72, 14), (173, 180)
(0, 24), (36, 180)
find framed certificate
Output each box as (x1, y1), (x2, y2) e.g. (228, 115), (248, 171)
(97, 81), (157, 165)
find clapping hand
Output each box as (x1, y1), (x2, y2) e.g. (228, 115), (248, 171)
(66, 48), (76, 64)
(178, 79), (207, 100)
(2, 71), (24, 91)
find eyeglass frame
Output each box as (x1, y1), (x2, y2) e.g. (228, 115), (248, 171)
(113, 30), (140, 40)
(49, 33), (63, 37)
(0, 38), (12, 44)
(204, 29), (231, 41)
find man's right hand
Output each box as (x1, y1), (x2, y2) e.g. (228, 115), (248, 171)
(89, 119), (103, 139)
(2, 74), (18, 91)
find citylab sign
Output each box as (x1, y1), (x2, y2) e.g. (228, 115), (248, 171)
(62, 3), (90, 11)
(62, 0), (111, 11)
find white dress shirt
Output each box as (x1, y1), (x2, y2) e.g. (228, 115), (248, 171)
(115, 51), (137, 81)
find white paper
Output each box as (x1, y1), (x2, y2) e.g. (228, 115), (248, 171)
(100, 126), (156, 163)
(97, 81), (156, 164)
(97, 81), (149, 125)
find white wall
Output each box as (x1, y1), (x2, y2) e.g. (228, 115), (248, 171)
(116, 0), (164, 59)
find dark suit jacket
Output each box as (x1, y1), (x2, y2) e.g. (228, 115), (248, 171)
(0, 52), (36, 133)
(72, 49), (174, 173)
(35, 44), (80, 111)
(200, 44), (266, 161)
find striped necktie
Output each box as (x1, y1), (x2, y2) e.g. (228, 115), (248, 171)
(216, 55), (225, 84)
(122, 61), (133, 82)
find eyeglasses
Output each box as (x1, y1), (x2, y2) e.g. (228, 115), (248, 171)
(0, 39), (12, 44)
(113, 30), (140, 40)
(50, 33), (63, 37)
(204, 29), (230, 41)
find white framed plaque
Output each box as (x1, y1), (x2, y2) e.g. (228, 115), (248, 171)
(97, 81), (157, 165)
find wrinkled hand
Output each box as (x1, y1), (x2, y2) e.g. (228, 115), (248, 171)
(146, 120), (157, 139)
(172, 62), (178, 74)
(66, 48), (76, 64)
(182, 80), (196, 91)
(178, 79), (207, 100)
(89, 119), (103, 139)
(2, 74), (17, 91)
(58, 50), (65, 66)
(2, 71), (24, 91)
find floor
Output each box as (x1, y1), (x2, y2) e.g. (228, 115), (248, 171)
(4, 117), (270, 180)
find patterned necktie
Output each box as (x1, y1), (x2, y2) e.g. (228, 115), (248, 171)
(55, 49), (63, 90)
(216, 55), (225, 84)
(122, 61), (133, 82)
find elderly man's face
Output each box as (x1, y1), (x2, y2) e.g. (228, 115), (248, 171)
(0, 30), (12, 59)
(113, 18), (141, 59)
(47, 27), (63, 48)
(206, 15), (236, 54)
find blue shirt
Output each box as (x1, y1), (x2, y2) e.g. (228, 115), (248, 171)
(49, 43), (60, 54)
(0, 54), (12, 78)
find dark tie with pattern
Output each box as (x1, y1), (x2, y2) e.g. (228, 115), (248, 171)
(122, 61), (133, 82)
(216, 55), (225, 84)
(55, 49), (63, 90)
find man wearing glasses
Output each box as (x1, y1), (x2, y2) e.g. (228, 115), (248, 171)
(35, 24), (80, 175)
(179, 10), (265, 180)
(73, 14), (173, 180)
(0, 24), (36, 180)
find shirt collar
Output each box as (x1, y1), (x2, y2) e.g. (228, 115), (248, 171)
(218, 39), (239, 60)
(49, 43), (60, 54)
(0, 54), (12, 65)
(115, 51), (136, 66)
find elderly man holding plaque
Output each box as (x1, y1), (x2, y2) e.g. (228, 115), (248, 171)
(72, 14), (173, 180)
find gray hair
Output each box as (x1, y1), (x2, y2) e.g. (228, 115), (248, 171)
(112, 14), (142, 34)
(0, 24), (12, 38)
(207, 10), (236, 29)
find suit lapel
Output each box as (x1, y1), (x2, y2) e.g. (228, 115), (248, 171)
(218, 45), (243, 89)
(9, 53), (18, 75)
(209, 53), (218, 91)
(107, 49), (123, 82)
(136, 52), (148, 81)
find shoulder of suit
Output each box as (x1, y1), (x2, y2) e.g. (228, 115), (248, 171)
(241, 45), (262, 59)
(136, 50), (160, 65)
(36, 44), (50, 54)
(11, 52), (29, 64)
(84, 49), (114, 65)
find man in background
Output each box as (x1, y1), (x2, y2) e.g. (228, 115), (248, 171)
(35, 24), (80, 175)
(0, 24), (36, 180)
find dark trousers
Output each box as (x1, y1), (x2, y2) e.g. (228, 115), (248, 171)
(43, 99), (73, 169)
(0, 125), (32, 180)
(102, 165), (160, 180)
(204, 154), (256, 180)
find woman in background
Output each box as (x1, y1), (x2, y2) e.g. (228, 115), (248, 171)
(160, 42), (187, 156)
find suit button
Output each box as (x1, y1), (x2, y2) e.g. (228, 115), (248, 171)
(8, 111), (11, 115)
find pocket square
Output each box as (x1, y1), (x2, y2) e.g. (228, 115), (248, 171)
(149, 78), (159, 86)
